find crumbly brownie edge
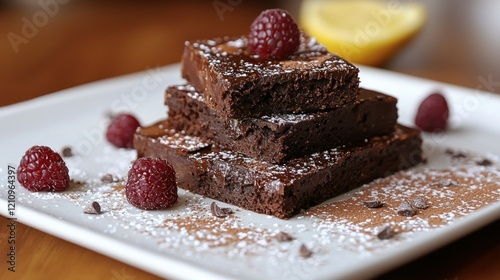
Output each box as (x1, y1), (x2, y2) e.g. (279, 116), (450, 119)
(134, 124), (423, 218)
(165, 85), (398, 163)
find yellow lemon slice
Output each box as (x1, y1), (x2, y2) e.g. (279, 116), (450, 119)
(300, 0), (426, 66)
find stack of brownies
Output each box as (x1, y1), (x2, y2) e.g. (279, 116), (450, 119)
(134, 35), (423, 218)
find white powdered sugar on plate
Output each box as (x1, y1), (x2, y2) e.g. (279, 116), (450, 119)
(9, 144), (500, 279)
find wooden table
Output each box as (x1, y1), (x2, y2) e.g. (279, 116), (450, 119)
(1, 1), (499, 279)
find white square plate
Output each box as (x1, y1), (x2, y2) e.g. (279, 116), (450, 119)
(1, 64), (499, 279)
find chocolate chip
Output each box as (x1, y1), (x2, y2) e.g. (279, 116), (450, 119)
(363, 199), (383, 208)
(376, 225), (394, 240)
(275, 231), (294, 242)
(100, 174), (115, 184)
(445, 149), (466, 159)
(412, 197), (429, 209)
(431, 179), (457, 188)
(70, 179), (85, 187)
(476, 159), (493, 166)
(61, 146), (74, 157)
(396, 201), (416, 217)
(84, 201), (101, 215)
(299, 244), (313, 258)
(210, 201), (233, 218)
(105, 111), (116, 120)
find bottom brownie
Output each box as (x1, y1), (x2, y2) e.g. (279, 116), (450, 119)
(134, 121), (423, 219)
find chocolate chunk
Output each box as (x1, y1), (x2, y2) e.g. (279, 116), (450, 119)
(210, 201), (233, 218)
(376, 225), (394, 240)
(412, 197), (429, 209)
(299, 244), (313, 258)
(476, 159), (493, 166)
(100, 174), (115, 184)
(363, 199), (383, 208)
(61, 146), (74, 157)
(84, 201), (101, 215)
(275, 231), (294, 242)
(396, 201), (416, 217)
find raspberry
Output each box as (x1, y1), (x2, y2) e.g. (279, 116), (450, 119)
(17, 146), (70, 192)
(106, 113), (141, 148)
(248, 9), (300, 59)
(126, 158), (178, 210)
(415, 92), (449, 132)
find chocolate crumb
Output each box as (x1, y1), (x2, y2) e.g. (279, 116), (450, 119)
(84, 201), (101, 215)
(105, 111), (116, 120)
(376, 225), (394, 240)
(396, 201), (416, 217)
(299, 244), (313, 258)
(275, 231), (294, 242)
(100, 174), (115, 184)
(70, 179), (85, 186)
(431, 179), (457, 188)
(210, 201), (233, 218)
(220, 207), (233, 215)
(412, 197), (429, 209)
(445, 149), (466, 159)
(61, 146), (74, 157)
(363, 199), (383, 208)
(476, 159), (493, 166)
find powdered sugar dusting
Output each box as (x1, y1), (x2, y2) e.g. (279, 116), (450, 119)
(189, 34), (355, 84)
(158, 132), (210, 153)
(261, 113), (316, 125)
(305, 161), (500, 252)
(175, 84), (319, 126)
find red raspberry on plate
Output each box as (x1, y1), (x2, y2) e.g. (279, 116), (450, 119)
(17, 145), (70, 192)
(415, 92), (449, 132)
(126, 158), (178, 210)
(248, 9), (300, 59)
(106, 113), (141, 148)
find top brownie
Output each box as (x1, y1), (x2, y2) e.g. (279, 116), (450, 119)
(181, 34), (360, 119)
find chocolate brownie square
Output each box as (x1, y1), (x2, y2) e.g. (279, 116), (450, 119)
(181, 35), (360, 118)
(166, 85), (398, 163)
(134, 122), (423, 219)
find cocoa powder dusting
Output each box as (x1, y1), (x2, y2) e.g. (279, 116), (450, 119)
(305, 168), (500, 235)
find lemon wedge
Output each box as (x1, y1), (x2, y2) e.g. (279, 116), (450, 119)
(300, 0), (426, 65)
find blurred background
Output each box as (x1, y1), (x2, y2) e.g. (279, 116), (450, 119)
(1, 0), (500, 107)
